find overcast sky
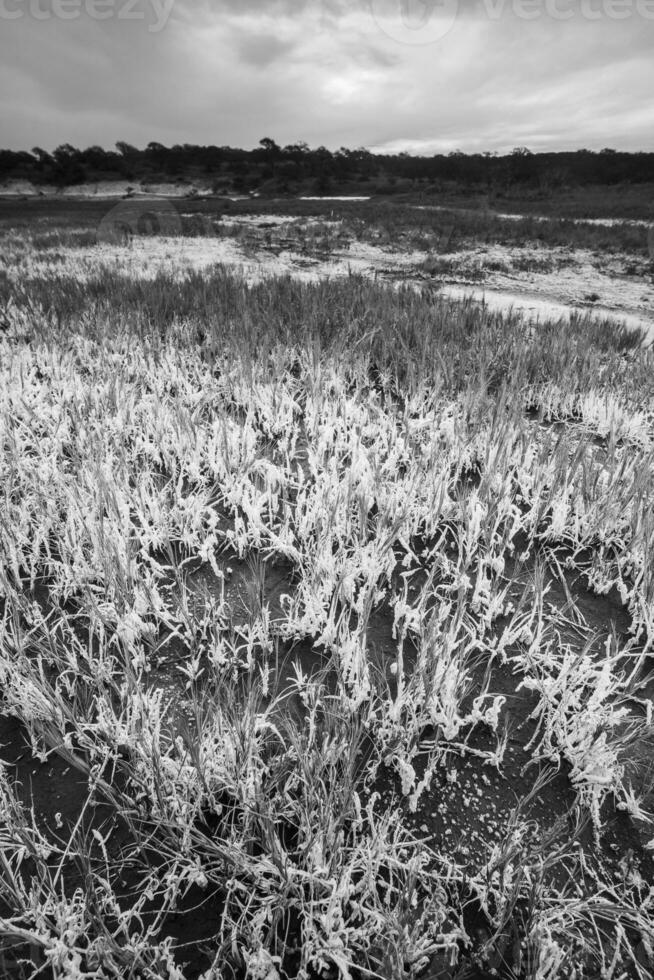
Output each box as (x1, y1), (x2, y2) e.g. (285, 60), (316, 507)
(1, 0), (653, 154)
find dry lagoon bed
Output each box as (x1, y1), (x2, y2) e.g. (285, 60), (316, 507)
(0, 200), (653, 978)
(2, 197), (653, 337)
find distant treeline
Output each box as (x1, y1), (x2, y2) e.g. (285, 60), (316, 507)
(1, 139), (653, 195)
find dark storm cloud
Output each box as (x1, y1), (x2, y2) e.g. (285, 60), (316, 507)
(232, 31), (297, 67)
(0, 0), (652, 152)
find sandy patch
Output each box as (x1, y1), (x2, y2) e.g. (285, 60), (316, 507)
(5, 230), (652, 339)
(441, 284), (653, 337)
(433, 244), (654, 327)
(0, 180), (41, 197)
(300, 195), (371, 201)
(0, 180), (217, 199)
(2, 235), (421, 286)
(414, 203), (653, 229)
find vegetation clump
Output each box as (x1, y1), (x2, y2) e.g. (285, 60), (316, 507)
(0, 214), (653, 978)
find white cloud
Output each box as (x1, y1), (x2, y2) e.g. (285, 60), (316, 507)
(0, 0), (652, 151)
